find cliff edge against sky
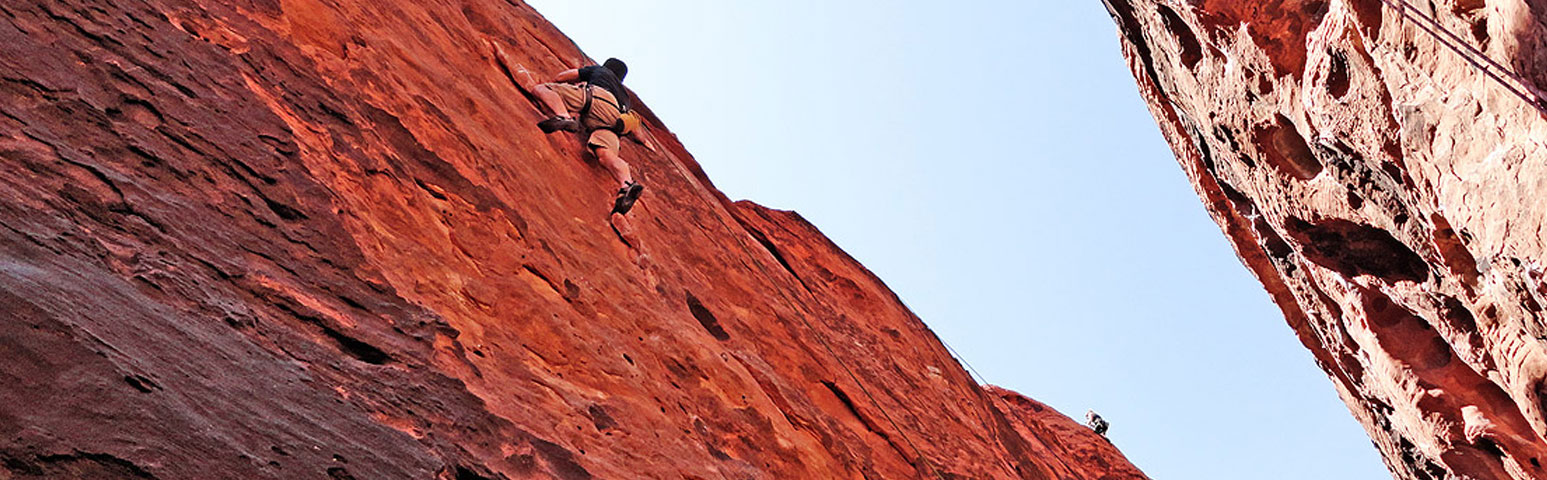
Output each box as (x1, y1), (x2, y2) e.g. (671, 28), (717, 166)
(0, 0), (1146, 478)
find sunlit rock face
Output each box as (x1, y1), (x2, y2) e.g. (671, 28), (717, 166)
(0, 0), (1148, 478)
(1106, 0), (1547, 478)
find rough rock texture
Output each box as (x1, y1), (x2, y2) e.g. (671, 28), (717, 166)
(1106, 0), (1547, 478)
(986, 387), (1147, 480)
(0, 0), (1148, 478)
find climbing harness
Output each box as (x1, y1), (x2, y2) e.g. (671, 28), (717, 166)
(577, 83), (601, 127)
(577, 83), (641, 136)
(1378, 0), (1547, 117)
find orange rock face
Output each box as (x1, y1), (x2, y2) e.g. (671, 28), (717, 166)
(0, 0), (1147, 478)
(1106, 0), (1547, 478)
(986, 387), (1147, 480)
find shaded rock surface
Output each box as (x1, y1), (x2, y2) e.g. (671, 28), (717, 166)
(0, 0), (1147, 478)
(1106, 0), (1547, 478)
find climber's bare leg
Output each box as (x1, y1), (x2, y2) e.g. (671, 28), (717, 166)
(533, 84), (571, 119)
(596, 146), (633, 186)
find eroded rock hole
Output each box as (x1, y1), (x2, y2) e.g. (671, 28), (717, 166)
(1382, 161), (1413, 188)
(1359, 288), (1452, 370)
(1284, 217), (1430, 282)
(1431, 214), (1482, 287)
(1338, 351), (1367, 380)
(124, 374), (160, 393)
(455, 465), (496, 480)
(1347, 190), (1365, 209)
(1475, 438), (1505, 456)
(2, 453), (155, 479)
(321, 326), (392, 365)
(1217, 180), (1249, 205)
(1524, 288), (1545, 314)
(685, 293), (730, 341)
(1327, 51), (1351, 98)
(264, 197), (306, 221)
(1253, 216), (1294, 260)
(1156, 5), (1203, 69)
(1257, 74), (1274, 95)
(1350, 0), (1384, 38)
(1440, 296), (1479, 335)
(1451, 0), (1485, 16)
(587, 404), (617, 431)
(562, 279), (580, 300)
(1253, 115), (1323, 180)
(1212, 125), (1250, 167)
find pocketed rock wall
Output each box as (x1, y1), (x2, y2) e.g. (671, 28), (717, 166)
(1106, 0), (1547, 478)
(0, 0), (1147, 478)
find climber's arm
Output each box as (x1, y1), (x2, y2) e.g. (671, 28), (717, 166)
(630, 125), (659, 153)
(551, 69), (581, 83)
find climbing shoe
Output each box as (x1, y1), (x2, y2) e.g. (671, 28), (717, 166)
(537, 115), (579, 133)
(611, 181), (645, 215)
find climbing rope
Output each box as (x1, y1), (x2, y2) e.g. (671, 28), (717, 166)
(786, 302), (942, 479)
(935, 337), (1025, 473)
(645, 137), (943, 479)
(1378, 0), (1547, 117)
(940, 339), (989, 393)
(497, 43), (943, 475)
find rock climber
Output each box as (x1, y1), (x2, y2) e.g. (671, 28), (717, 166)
(1086, 410), (1109, 438)
(531, 58), (647, 215)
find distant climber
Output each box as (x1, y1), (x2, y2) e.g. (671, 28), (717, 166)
(1086, 410), (1109, 438)
(532, 58), (647, 215)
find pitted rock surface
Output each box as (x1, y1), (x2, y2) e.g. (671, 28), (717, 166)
(1107, 0), (1547, 478)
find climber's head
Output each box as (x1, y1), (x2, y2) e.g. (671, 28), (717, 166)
(604, 58), (628, 81)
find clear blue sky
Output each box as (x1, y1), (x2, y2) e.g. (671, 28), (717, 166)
(526, 1), (1390, 478)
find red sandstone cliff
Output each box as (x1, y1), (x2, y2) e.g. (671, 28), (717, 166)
(0, 0), (1146, 478)
(1107, 0), (1547, 478)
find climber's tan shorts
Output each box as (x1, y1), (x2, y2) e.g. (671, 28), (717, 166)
(540, 82), (622, 152)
